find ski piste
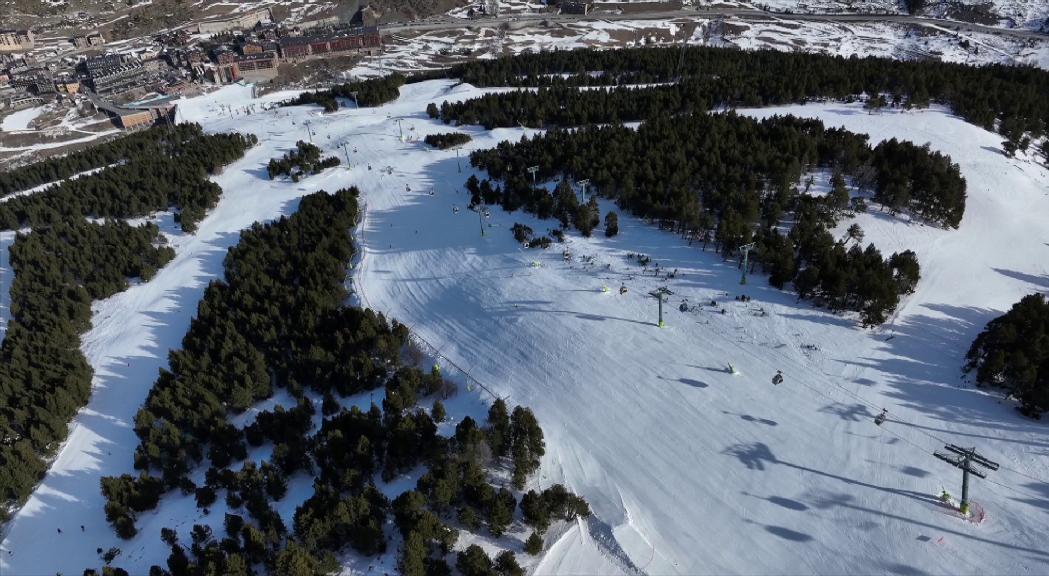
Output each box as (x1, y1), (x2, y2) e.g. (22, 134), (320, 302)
(4, 80), (1049, 576)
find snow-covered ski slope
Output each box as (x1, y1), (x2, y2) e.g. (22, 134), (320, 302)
(347, 84), (1049, 575)
(2, 79), (1048, 575)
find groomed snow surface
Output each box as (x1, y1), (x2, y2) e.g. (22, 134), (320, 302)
(2, 80), (1048, 575)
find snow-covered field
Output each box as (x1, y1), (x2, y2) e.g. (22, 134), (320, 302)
(2, 80), (1049, 575)
(0, 107), (47, 132)
(724, 17), (1049, 67)
(745, 0), (1049, 29)
(357, 14), (1049, 79)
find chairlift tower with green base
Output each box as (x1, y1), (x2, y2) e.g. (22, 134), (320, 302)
(649, 287), (674, 327)
(933, 444), (999, 516)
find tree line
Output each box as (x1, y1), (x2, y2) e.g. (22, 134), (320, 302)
(423, 131), (472, 150)
(0, 126), (226, 199)
(0, 124), (256, 233)
(99, 189), (587, 574)
(266, 141), (340, 181)
(119, 189), (395, 500)
(444, 46), (1049, 146)
(0, 221), (175, 520)
(281, 74), (406, 112)
(469, 112), (933, 324)
(0, 124), (251, 521)
(965, 294), (1049, 417)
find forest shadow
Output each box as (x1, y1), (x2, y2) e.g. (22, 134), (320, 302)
(378, 150), (881, 348)
(834, 302), (1049, 439)
(381, 263), (527, 283)
(1012, 482), (1049, 514)
(2, 226), (247, 572)
(821, 106), (867, 117)
(498, 305), (655, 328)
(0, 454), (135, 566)
(776, 311), (857, 329)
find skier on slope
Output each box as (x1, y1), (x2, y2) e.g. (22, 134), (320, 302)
(874, 408), (888, 426)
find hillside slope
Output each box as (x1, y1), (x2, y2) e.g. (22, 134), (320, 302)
(1, 80), (1047, 574)
(348, 82), (1049, 574)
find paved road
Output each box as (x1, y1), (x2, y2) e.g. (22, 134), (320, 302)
(381, 7), (1047, 41)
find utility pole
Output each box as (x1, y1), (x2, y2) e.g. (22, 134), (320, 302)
(575, 178), (590, 202)
(738, 242), (756, 285)
(933, 444), (999, 516)
(342, 143), (351, 167)
(527, 165), (539, 185)
(304, 120), (313, 144)
(477, 200), (486, 237)
(397, 119), (403, 142)
(350, 90), (359, 108)
(648, 287), (674, 328)
(456, 147), (462, 173)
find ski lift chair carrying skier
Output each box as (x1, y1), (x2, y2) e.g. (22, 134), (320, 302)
(772, 371), (783, 385)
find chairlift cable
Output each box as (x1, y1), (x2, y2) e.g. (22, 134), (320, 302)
(772, 361), (1048, 499)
